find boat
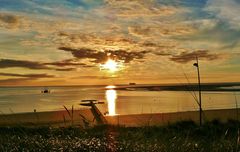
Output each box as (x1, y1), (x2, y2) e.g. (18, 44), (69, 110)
(41, 88), (50, 93)
(129, 83), (136, 85)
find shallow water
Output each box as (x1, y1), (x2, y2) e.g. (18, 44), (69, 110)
(0, 86), (239, 115)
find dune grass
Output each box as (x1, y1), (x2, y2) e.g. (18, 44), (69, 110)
(0, 120), (239, 152)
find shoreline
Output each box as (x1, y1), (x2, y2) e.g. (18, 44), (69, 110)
(1, 82), (240, 92)
(0, 109), (95, 127)
(0, 107), (239, 127)
(106, 108), (240, 126)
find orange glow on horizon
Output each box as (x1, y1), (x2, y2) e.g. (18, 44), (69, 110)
(105, 85), (116, 89)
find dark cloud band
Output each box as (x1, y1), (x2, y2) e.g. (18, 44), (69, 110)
(0, 59), (77, 71)
(170, 50), (221, 63)
(0, 72), (55, 78)
(0, 59), (49, 69)
(59, 47), (149, 63)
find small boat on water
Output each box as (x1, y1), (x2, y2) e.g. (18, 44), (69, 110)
(41, 88), (50, 93)
(129, 82), (136, 85)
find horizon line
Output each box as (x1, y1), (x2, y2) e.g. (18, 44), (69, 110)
(0, 81), (240, 87)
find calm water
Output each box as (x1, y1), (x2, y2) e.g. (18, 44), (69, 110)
(0, 86), (239, 115)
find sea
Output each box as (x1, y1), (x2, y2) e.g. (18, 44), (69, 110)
(0, 85), (239, 115)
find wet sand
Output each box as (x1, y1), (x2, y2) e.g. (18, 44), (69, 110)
(0, 108), (239, 127)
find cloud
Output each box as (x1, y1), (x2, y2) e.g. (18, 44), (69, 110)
(128, 25), (194, 38)
(57, 31), (137, 50)
(0, 72), (55, 85)
(0, 59), (49, 69)
(0, 59), (77, 71)
(128, 26), (152, 37)
(154, 52), (172, 56)
(55, 68), (76, 71)
(0, 13), (20, 28)
(104, 0), (178, 17)
(59, 47), (150, 63)
(0, 13), (18, 24)
(0, 72), (55, 78)
(169, 50), (221, 63)
(0, 78), (36, 85)
(183, 19), (219, 31)
(72, 75), (118, 79)
(44, 59), (86, 67)
(205, 0), (240, 30)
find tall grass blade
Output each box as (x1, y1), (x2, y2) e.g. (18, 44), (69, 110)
(63, 114), (66, 127)
(63, 105), (74, 126)
(63, 105), (71, 118)
(71, 105), (74, 126)
(236, 129), (239, 152)
(79, 114), (90, 128)
(234, 92), (239, 121)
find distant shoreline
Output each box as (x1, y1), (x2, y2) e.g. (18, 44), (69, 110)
(112, 82), (240, 92)
(0, 82), (240, 92)
(0, 82), (240, 88)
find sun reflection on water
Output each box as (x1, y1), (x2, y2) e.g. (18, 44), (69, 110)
(105, 86), (117, 116)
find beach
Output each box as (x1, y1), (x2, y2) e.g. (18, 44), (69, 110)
(0, 107), (239, 127)
(0, 109), (95, 127)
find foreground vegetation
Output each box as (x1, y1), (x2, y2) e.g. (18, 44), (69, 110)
(0, 120), (239, 152)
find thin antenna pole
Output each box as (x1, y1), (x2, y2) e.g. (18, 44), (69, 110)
(194, 56), (202, 125)
(197, 57), (202, 126)
(234, 91), (238, 121)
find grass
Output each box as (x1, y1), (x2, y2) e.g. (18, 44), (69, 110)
(63, 105), (74, 126)
(0, 120), (239, 152)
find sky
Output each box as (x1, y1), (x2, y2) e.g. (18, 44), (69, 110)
(0, 0), (239, 86)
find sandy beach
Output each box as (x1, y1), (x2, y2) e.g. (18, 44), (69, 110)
(0, 108), (239, 127)
(0, 108), (95, 127)
(106, 108), (240, 127)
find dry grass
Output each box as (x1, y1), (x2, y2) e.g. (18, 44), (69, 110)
(0, 120), (239, 151)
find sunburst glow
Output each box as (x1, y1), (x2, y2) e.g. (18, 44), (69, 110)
(100, 59), (119, 72)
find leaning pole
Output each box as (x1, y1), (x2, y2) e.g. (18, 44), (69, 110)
(193, 56), (202, 126)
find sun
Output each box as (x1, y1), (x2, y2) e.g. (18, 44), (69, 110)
(100, 59), (119, 72)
